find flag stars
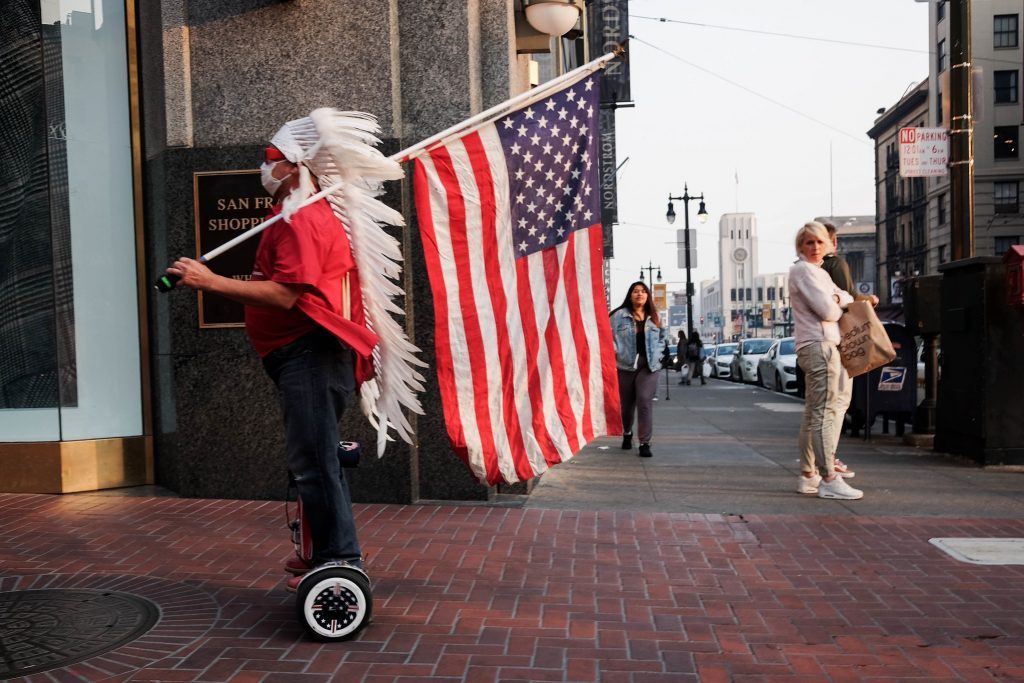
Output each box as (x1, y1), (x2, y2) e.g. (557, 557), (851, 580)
(497, 81), (599, 259)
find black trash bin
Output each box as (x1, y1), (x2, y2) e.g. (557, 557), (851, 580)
(847, 323), (918, 437)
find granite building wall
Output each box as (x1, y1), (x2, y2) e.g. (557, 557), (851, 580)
(139, 0), (527, 502)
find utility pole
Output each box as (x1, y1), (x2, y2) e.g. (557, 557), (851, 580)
(949, 0), (974, 259)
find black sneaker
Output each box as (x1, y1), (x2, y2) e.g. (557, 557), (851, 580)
(621, 433), (632, 450)
(638, 443), (652, 458)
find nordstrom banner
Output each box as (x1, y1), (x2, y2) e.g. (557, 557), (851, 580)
(587, 0), (630, 105)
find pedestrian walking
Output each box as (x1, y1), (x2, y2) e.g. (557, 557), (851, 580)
(788, 222), (863, 500)
(610, 281), (667, 458)
(685, 331), (706, 386)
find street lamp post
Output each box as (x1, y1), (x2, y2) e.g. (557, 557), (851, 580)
(665, 184), (708, 340)
(638, 261), (662, 285)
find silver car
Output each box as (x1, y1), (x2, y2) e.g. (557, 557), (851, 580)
(730, 337), (774, 383)
(713, 342), (738, 379)
(757, 337), (798, 393)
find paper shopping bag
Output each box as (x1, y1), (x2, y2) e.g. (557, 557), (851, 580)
(837, 301), (896, 377)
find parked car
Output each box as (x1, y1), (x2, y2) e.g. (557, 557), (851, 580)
(730, 337), (775, 383)
(712, 342), (737, 379)
(757, 337), (798, 393)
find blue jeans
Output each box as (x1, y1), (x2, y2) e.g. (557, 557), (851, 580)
(262, 328), (361, 566)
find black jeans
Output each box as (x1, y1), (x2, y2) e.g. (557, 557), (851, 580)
(262, 329), (361, 566)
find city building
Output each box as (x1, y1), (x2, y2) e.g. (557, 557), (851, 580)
(867, 80), (929, 305)
(1, 0), (626, 501)
(696, 213), (790, 342)
(929, 0), (1024, 265)
(868, 2), (1024, 306)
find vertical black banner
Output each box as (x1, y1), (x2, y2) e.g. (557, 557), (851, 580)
(587, 0), (630, 105)
(599, 108), (617, 259)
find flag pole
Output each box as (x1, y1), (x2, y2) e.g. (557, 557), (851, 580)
(392, 46), (623, 164)
(155, 45), (626, 291)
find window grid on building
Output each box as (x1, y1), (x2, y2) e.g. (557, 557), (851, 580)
(994, 14), (1019, 49)
(994, 125), (1019, 159)
(994, 70), (1019, 104)
(994, 235), (1021, 254)
(994, 181), (1019, 213)
(937, 38), (947, 72)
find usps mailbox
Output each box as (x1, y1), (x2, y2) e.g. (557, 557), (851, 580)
(1004, 244), (1024, 308)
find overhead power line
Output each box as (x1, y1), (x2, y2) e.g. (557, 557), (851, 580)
(631, 14), (924, 54)
(631, 13), (1022, 68)
(628, 36), (871, 147)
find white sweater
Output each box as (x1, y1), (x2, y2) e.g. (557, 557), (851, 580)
(788, 259), (854, 350)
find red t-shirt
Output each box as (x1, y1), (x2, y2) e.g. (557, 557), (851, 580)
(244, 199), (378, 366)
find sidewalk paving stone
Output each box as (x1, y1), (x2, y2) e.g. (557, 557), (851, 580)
(2, 380), (1024, 681)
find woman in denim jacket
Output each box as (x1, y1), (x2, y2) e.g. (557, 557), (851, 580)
(609, 281), (667, 458)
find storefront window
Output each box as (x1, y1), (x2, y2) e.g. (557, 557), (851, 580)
(0, 0), (141, 442)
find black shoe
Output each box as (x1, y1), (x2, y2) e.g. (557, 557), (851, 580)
(701, 379), (706, 385)
(621, 433), (632, 450)
(638, 443), (652, 458)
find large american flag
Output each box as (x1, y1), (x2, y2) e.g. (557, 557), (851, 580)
(412, 74), (621, 485)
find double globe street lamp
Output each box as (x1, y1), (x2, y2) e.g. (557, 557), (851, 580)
(665, 184), (708, 340)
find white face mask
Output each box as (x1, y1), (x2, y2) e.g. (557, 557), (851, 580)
(260, 161), (286, 196)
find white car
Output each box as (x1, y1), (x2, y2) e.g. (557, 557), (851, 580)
(712, 342), (737, 379)
(757, 337), (798, 393)
(730, 337), (774, 383)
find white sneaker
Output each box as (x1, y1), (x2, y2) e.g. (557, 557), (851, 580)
(797, 474), (821, 494)
(834, 460), (855, 478)
(818, 475), (863, 500)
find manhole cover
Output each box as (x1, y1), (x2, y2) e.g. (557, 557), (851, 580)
(0, 589), (159, 678)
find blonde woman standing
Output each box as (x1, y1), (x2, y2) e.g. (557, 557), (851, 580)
(788, 222), (862, 500)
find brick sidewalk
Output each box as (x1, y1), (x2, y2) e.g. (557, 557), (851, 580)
(2, 492), (1024, 681)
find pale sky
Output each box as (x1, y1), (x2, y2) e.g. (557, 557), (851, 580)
(608, 0), (930, 303)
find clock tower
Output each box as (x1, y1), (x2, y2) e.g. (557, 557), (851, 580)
(719, 213), (759, 340)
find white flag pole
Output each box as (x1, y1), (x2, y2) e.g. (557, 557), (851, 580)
(392, 48), (620, 163)
(156, 46), (624, 291)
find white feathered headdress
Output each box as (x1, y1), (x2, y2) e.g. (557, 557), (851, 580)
(270, 109), (425, 455)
